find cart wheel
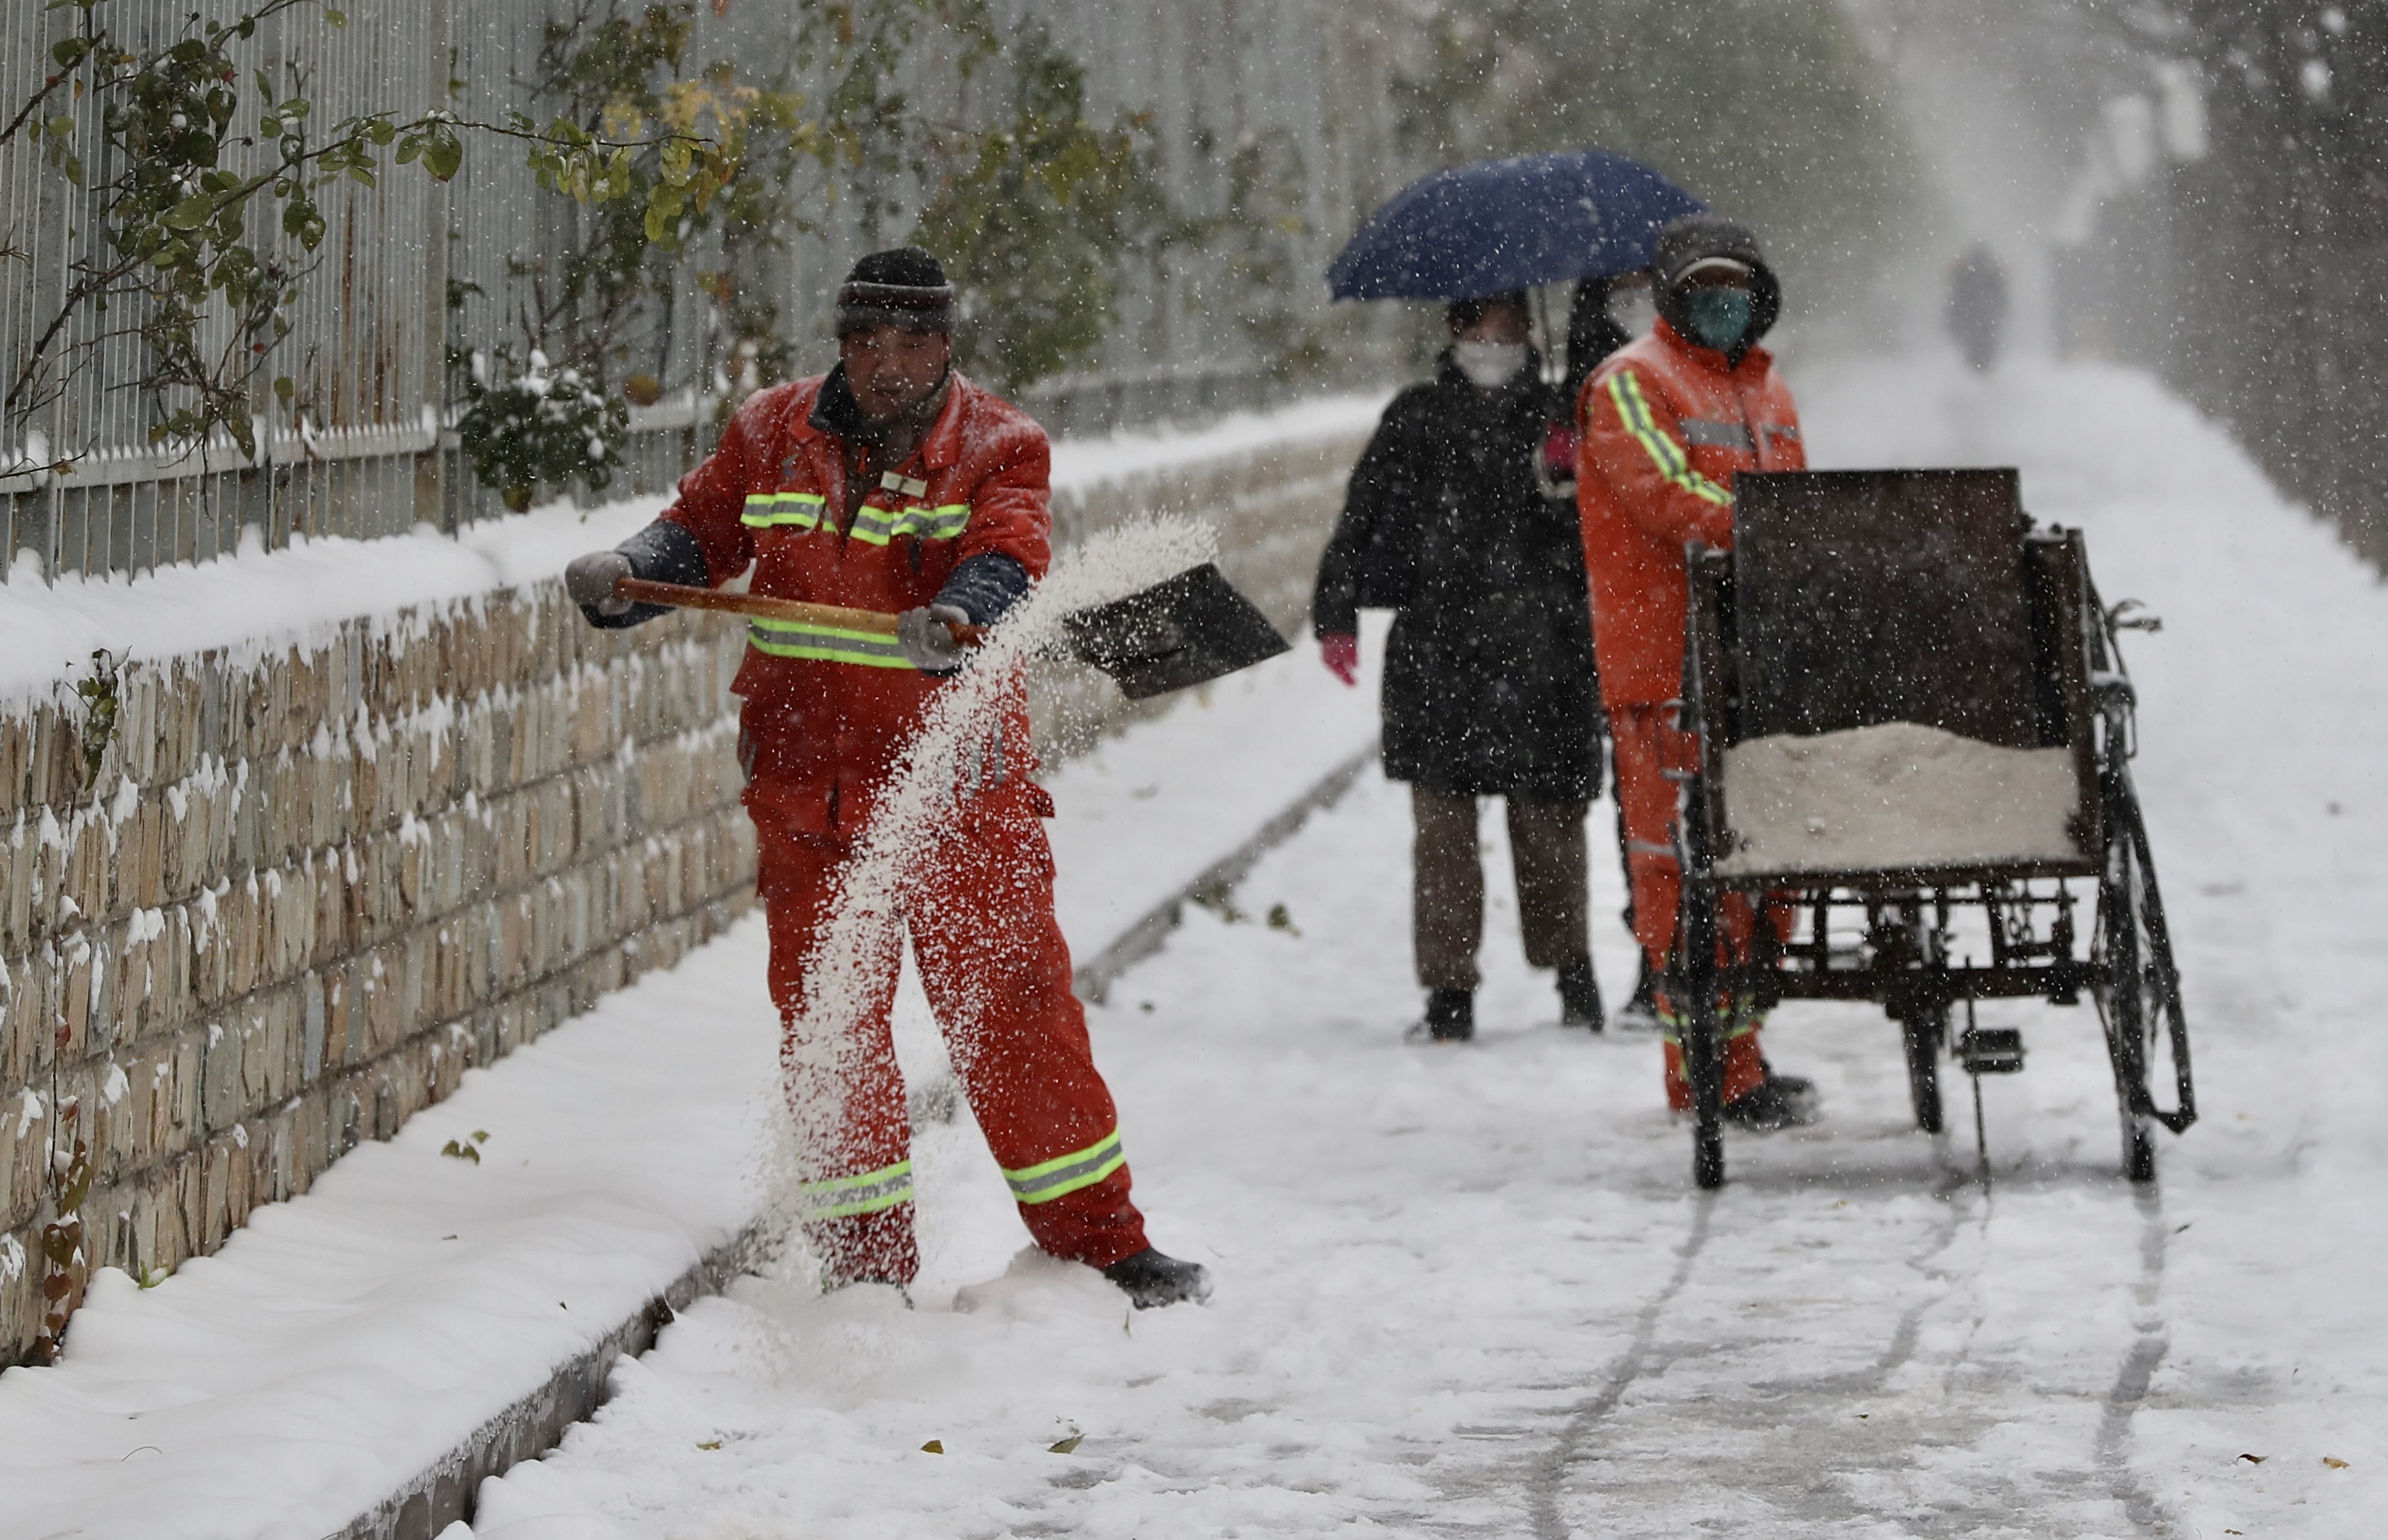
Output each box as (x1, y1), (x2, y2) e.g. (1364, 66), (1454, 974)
(2096, 776), (2173, 1182)
(1901, 1008), (1946, 1135)
(1694, 1122), (1725, 1189)
(2122, 1115), (2156, 1183)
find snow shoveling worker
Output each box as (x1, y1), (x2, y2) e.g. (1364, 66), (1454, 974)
(562, 247), (1210, 1309)
(1576, 214), (1817, 1129)
(1313, 290), (1606, 1044)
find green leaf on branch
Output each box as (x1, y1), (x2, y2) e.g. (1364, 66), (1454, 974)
(162, 193), (216, 230)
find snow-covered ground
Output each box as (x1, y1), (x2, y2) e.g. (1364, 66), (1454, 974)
(7, 356), (2382, 1538)
(449, 356), (2386, 1539)
(0, 593), (1386, 1539)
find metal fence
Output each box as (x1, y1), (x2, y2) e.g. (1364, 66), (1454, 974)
(1, 0), (1420, 584)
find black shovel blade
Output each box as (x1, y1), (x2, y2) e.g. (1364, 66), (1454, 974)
(1060, 563), (1290, 699)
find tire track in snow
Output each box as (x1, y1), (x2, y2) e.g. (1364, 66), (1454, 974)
(1522, 1194), (1716, 1540)
(1762, 1167), (1975, 1401)
(2095, 1186), (2176, 1533)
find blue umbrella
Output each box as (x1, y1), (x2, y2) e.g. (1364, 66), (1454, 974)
(1328, 150), (1705, 301)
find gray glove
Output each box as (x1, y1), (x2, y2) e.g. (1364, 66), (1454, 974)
(565, 549), (633, 617)
(897, 603), (972, 673)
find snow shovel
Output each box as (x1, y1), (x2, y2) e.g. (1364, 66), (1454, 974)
(613, 562), (1288, 699)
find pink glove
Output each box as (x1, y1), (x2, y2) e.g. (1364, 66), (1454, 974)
(1320, 631), (1359, 687)
(1542, 421), (1581, 478)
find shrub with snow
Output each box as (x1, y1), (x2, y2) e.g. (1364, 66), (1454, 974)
(456, 349), (630, 513)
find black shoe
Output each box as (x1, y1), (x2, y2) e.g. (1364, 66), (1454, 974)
(1758, 1060), (1815, 1099)
(1720, 1071), (1820, 1131)
(1557, 961), (1604, 1032)
(1614, 960), (1662, 1034)
(1405, 988), (1474, 1043)
(1103, 1247), (1214, 1309)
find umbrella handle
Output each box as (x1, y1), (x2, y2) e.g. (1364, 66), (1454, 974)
(614, 577), (987, 647)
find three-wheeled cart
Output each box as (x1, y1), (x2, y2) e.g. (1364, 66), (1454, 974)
(1668, 469), (2195, 1189)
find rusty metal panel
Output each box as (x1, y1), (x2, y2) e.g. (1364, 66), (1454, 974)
(1732, 468), (2040, 749)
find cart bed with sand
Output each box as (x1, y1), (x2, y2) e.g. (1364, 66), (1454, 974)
(1670, 468), (2194, 1188)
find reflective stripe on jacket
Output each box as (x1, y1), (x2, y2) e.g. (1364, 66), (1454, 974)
(659, 371), (1053, 834)
(1574, 318), (1805, 706)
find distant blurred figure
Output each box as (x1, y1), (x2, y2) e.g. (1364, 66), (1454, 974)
(1313, 291), (1605, 1043)
(1563, 271), (1655, 409)
(1946, 243), (2008, 373)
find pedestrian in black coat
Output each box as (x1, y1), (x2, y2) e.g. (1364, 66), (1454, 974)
(1312, 292), (1605, 1041)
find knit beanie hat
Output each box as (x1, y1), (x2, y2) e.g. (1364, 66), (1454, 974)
(836, 247), (955, 336)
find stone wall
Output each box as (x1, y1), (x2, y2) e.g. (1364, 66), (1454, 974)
(0, 597), (752, 1364)
(0, 420), (1369, 1366)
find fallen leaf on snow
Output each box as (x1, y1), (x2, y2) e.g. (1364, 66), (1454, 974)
(696, 1440), (721, 1451)
(1049, 1435), (1084, 1454)
(2238, 1453), (2266, 1464)
(2324, 1456), (2349, 1469)
(920, 1439), (944, 1454)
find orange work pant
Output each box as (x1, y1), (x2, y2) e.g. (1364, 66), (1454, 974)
(755, 791), (1147, 1286)
(1609, 703), (1770, 1108)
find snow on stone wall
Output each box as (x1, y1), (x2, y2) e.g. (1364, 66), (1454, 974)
(0, 409), (1373, 1366)
(0, 594), (754, 1364)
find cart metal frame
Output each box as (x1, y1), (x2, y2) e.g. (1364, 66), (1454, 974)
(1667, 469), (2195, 1189)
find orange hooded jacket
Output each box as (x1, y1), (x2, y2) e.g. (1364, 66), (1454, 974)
(1574, 317), (1806, 706)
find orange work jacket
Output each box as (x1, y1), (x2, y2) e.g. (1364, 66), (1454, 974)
(1574, 318), (1806, 707)
(661, 371), (1051, 835)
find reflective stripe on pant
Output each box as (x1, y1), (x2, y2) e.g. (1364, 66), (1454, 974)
(1609, 703), (1779, 1108)
(1655, 990), (1767, 1111)
(758, 790), (1148, 1285)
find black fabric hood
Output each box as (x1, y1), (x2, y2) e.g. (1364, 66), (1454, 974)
(1650, 213), (1782, 360)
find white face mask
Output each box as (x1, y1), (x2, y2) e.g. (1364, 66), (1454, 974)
(1452, 340), (1528, 387)
(1606, 287), (1656, 338)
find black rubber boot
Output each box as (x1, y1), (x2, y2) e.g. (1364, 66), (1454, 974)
(1557, 960), (1604, 1032)
(1721, 1070), (1820, 1131)
(1103, 1247), (1214, 1309)
(1409, 988), (1474, 1043)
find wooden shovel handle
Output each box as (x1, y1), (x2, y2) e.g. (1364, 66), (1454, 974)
(615, 576), (986, 646)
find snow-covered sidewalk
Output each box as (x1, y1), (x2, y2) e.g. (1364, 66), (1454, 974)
(439, 356), (2382, 1539)
(0, 628), (1382, 1539)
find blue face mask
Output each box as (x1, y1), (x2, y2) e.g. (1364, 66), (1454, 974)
(1684, 287), (1754, 351)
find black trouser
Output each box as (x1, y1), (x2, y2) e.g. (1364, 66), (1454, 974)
(1411, 786), (1591, 993)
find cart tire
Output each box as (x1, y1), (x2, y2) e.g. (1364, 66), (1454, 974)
(1694, 1123), (1725, 1189)
(2098, 774), (2172, 1179)
(1901, 1009), (1946, 1135)
(2123, 1116), (2156, 1183)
